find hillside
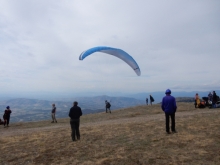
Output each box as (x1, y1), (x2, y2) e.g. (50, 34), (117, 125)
(0, 96), (145, 122)
(0, 96), (210, 123)
(175, 97), (194, 102)
(0, 103), (219, 165)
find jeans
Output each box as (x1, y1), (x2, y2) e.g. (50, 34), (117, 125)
(106, 107), (111, 113)
(4, 116), (10, 126)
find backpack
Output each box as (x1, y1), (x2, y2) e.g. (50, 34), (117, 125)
(150, 96), (154, 102)
(106, 102), (111, 108)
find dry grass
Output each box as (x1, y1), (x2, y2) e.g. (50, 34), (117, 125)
(0, 103), (219, 165)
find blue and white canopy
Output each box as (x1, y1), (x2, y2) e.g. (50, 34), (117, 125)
(79, 46), (141, 76)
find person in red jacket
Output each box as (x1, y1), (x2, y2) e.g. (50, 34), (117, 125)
(3, 106), (12, 127)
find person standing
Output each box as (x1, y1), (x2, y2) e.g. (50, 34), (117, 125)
(212, 91), (218, 108)
(208, 92), (213, 102)
(150, 95), (154, 105)
(146, 98), (148, 105)
(105, 100), (111, 113)
(3, 106), (12, 127)
(161, 89), (177, 134)
(69, 101), (82, 141)
(194, 93), (200, 108)
(51, 103), (57, 123)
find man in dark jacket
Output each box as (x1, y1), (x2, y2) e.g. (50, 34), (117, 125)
(212, 91), (218, 108)
(161, 89), (177, 134)
(146, 98), (148, 105)
(3, 106), (12, 127)
(105, 100), (111, 113)
(69, 101), (82, 141)
(150, 95), (154, 105)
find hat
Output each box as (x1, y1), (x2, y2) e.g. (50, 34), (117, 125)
(165, 89), (171, 94)
(6, 106), (10, 109)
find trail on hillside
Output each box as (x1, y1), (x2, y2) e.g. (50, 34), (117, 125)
(0, 109), (219, 137)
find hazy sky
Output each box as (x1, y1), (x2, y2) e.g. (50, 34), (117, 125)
(0, 0), (219, 95)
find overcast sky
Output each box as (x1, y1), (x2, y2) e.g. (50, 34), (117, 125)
(0, 0), (219, 96)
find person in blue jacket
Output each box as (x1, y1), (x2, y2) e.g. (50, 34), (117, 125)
(161, 89), (177, 134)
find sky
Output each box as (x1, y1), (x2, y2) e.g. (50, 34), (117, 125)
(0, 0), (220, 97)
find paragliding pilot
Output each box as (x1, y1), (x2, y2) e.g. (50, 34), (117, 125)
(105, 100), (111, 113)
(161, 89), (177, 134)
(150, 95), (154, 105)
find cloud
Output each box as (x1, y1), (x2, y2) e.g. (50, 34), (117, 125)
(0, 0), (220, 95)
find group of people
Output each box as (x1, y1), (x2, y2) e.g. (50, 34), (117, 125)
(68, 89), (178, 141)
(2, 89), (218, 140)
(208, 91), (219, 108)
(146, 95), (154, 105)
(194, 91), (219, 108)
(0, 106), (12, 127)
(52, 101), (110, 141)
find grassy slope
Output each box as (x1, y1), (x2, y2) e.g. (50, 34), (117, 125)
(0, 103), (219, 165)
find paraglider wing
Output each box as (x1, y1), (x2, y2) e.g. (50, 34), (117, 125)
(79, 46), (141, 76)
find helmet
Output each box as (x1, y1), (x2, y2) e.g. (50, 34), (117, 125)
(165, 89), (171, 94)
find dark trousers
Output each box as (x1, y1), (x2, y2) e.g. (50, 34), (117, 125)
(70, 119), (80, 140)
(4, 117), (10, 126)
(165, 113), (175, 132)
(106, 107), (111, 113)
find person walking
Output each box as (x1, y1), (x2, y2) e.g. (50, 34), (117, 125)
(3, 106), (12, 127)
(51, 103), (57, 123)
(150, 95), (154, 105)
(161, 89), (177, 134)
(146, 98), (148, 105)
(105, 100), (111, 113)
(69, 101), (82, 141)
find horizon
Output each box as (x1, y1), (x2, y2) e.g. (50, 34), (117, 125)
(0, 90), (219, 101)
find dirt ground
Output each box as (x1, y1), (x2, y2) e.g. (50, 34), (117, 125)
(0, 103), (219, 165)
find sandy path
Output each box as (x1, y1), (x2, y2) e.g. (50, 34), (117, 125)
(0, 109), (219, 137)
